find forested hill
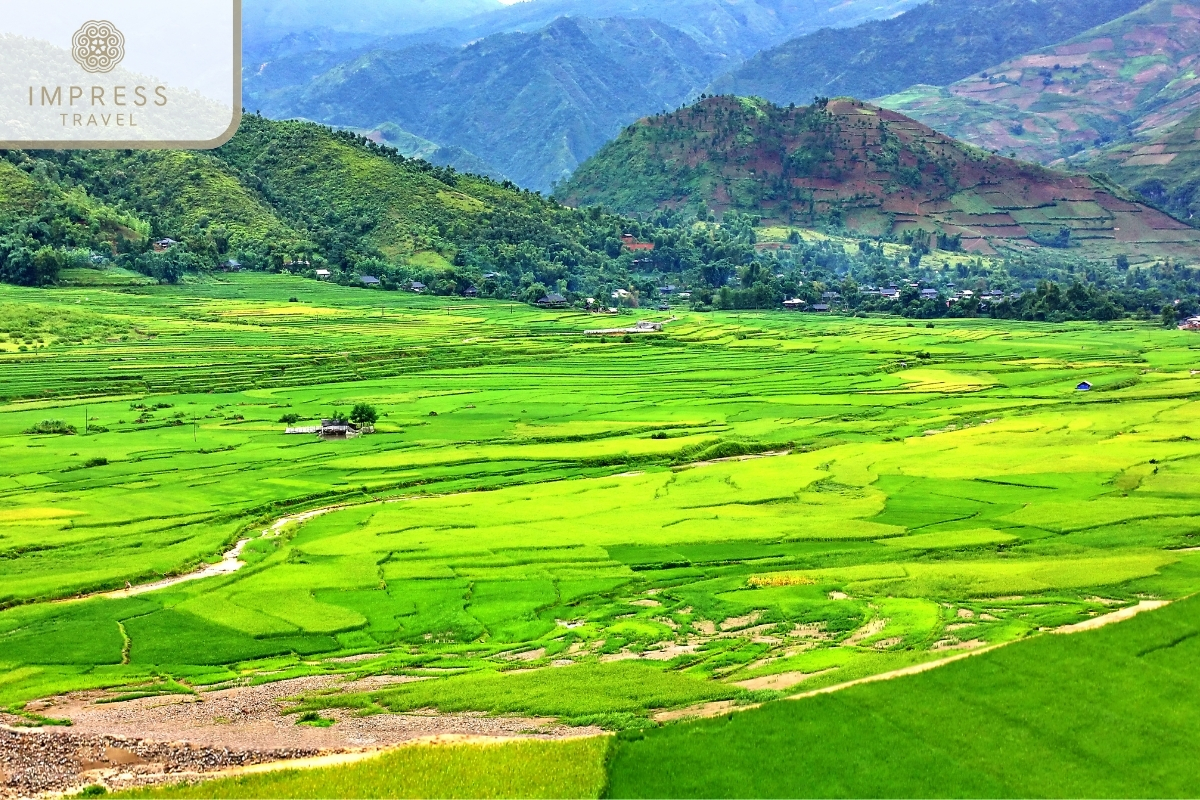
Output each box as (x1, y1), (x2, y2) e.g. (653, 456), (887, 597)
(555, 96), (1200, 262)
(706, 0), (1148, 106)
(0, 114), (706, 298)
(3, 112), (1199, 322)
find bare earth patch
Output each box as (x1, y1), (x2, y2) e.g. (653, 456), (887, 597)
(652, 701), (748, 723)
(734, 671), (828, 691)
(0, 676), (600, 798)
(843, 617), (889, 647)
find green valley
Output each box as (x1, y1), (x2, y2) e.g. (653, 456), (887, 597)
(0, 274), (1199, 796)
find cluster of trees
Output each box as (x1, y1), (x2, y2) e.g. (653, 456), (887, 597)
(2, 115), (1197, 325)
(675, 229), (1198, 323)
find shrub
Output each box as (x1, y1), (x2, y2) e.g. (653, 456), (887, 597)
(83, 457), (108, 468)
(25, 419), (77, 435)
(297, 711), (335, 728)
(279, 413), (302, 424)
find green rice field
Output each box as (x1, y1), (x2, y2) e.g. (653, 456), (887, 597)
(116, 737), (613, 800)
(1, 272), (1199, 795)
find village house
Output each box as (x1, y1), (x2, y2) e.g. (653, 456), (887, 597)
(584, 320), (663, 336)
(359, 275), (381, 287)
(621, 233), (655, 252)
(920, 288), (940, 300)
(315, 269), (332, 279)
(285, 419), (369, 438)
(410, 281), (426, 293)
(1180, 316), (1200, 331)
(221, 259), (242, 272)
(538, 292), (569, 308)
(463, 286), (479, 297)
(783, 298), (807, 310)
(152, 238), (178, 253)
(811, 304), (830, 312)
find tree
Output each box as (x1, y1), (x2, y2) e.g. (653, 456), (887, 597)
(350, 403), (378, 427)
(1161, 305), (1178, 328)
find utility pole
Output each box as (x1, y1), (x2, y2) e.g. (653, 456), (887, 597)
(84, 405), (87, 435)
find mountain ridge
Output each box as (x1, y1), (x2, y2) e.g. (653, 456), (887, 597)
(707, 0), (1149, 106)
(252, 16), (727, 192)
(555, 95), (1200, 261)
(878, 0), (1200, 179)
(243, 0), (926, 193)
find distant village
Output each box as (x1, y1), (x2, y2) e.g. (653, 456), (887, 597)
(228, 230), (1198, 327)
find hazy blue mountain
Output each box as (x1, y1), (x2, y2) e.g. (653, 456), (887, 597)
(708, 0), (1148, 105)
(259, 16), (728, 192)
(241, 0), (932, 193)
(404, 0), (924, 59)
(242, 0), (502, 40)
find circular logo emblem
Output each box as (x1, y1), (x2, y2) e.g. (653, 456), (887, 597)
(72, 21), (125, 74)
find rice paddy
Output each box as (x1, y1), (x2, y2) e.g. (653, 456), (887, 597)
(2, 271), (1199, 744)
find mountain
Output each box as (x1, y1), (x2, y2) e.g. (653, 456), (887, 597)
(243, 0), (929, 193)
(1086, 107), (1200, 226)
(254, 17), (728, 192)
(707, 0), (1149, 105)
(389, 0), (926, 60)
(243, 0), (502, 42)
(878, 0), (1200, 175)
(555, 96), (1200, 260)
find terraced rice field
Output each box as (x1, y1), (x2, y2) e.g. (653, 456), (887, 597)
(2, 272), (1199, 739)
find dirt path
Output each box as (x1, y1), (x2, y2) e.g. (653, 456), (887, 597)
(1050, 599), (1169, 633)
(685, 450), (791, 469)
(97, 506), (344, 601)
(790, 599), (1172, 701)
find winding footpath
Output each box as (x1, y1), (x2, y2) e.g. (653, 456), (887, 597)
(100, 506), (343, 600)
